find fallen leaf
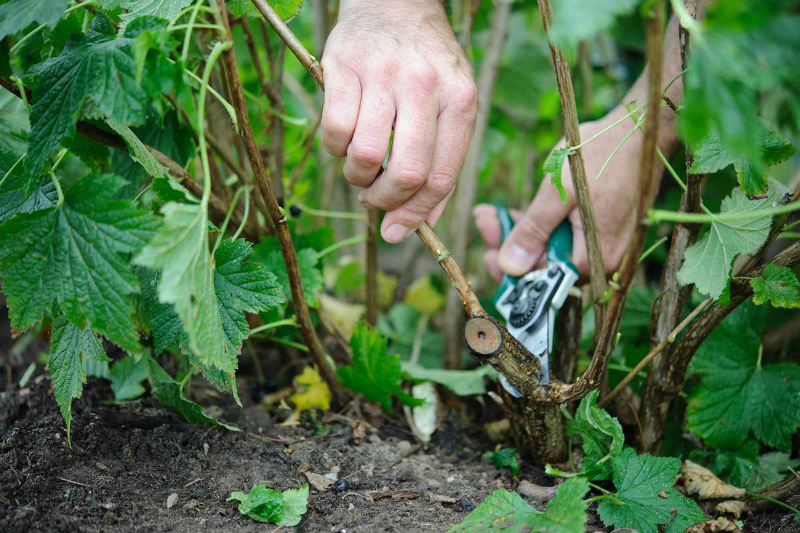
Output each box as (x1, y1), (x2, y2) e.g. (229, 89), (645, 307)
(685, 518), (741, 532)
(166, 493), (178, 509)
(351, 420), (366, 445)
(429, 493), (459, 504)
(304, 472), (333, 492)
(318, 293), (364, 340)
(682, 460), (747, 500)
(367, 490), (421, 501)
(289, 367), (332, 412)
(715, 500), (747, 519)
(404, 276), (445, 315)
(517, 480), (557, 502)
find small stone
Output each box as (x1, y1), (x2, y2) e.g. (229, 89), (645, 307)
(84, 495), (97, 507)
(458, 501), (475, 513)
(333, 480), (348, 492)
(167, 493), (178, 509)
(347, 503), (355, 512)
(397, 440), (413, 453)
(203, 443), (209, 457)
(96, 462), (108, 471)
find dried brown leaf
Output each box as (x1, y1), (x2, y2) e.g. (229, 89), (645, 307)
(304, 472), (333, 492)
(715, 500), (747, 519)
(681, 460), (746, 500)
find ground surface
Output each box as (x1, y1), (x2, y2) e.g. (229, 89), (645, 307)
(1, 316), (798, 532)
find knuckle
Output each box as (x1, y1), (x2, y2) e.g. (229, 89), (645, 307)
(450, 79), (478, 115)
(408, 64), (438, 91)
(427, 170), (456, 198)
(349, 144), (386, 168)
(393, 167), (427, 191)
(515, 216), (552, 245)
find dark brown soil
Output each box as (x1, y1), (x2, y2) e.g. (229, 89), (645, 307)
(1, 311), (798, 532)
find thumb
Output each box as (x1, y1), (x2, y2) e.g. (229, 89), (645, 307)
(498, 184), (572, 276)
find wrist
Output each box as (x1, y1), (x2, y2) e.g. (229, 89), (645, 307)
(339, 0), (445, 16)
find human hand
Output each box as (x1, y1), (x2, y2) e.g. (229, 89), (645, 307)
(474, 106), (659, 280)
(321, 0), (477, 243)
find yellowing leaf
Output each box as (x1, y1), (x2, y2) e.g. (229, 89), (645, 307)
(290, 367), (331, 412)
(404, 276), (445, 315)
(681, 461), (746, 500)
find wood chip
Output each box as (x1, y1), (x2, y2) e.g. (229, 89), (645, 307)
(681, 461), (746, 500)
(367, 490), (421, 501)
(715, 500), (747, 519)
(305, 472), (333, 492)
(517, 480), (557, 502)
(166, 493), (178, 509)
(352, 420), (366, 445)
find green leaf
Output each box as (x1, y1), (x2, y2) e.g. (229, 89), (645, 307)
(549, 0), (639, 51)
(0, 150), (56, 223)
(147, 357), (239, 430)
(105, 117), (170, 179)
(0, 87), (29, 154)
(527, 477), (590, 533)
(681, 14), (800, 169)
(0, 174), (158, 351)
(214, 238), (285, 353)
(689, 123), (796, 196)
(598, 448), (706, 533)
(109, 355), (148, 400)
(543, 147), (569, 205)
(486, 448), (520, 476)
(676, 181), (789, 300)
(134, 202), (231, 372)
(48, 315), (109, 441)
(227, 483), (309, 526)
(566, 389), (624, 481)
(337, 322), (424, 414)
(450, 477), (589, 533)
(227, 0), (303, 21)
(750, 263), (800, 308)
(278, 485), (309, 527)
(24, 15), (148, 175)
(257, 247), (323, 307)
(687, 302), (800, 451)
(401, 362), (495, 396)
(118, 0), (193, 30)
(0, 0), (68, 40)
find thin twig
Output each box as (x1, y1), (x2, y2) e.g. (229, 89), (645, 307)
(215, 0), (346, 403)
(444, 0), (510, 369)
(537, 0), (608, 333)
(365, 209), (379, 326)
(57, 477), (90, 488)
(599, 296), (709, 408)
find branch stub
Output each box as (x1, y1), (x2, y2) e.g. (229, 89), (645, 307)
(464, 317), (503, 359)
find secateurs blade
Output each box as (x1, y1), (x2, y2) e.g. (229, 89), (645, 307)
(491, 206), (579, 397)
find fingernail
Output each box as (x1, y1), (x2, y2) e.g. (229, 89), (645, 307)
(384, 224), (412, 243)
(498, 244), (535, 274)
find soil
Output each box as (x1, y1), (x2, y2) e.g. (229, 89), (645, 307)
(1, 310), (798, 532)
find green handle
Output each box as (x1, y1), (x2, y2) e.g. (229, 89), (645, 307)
(492, 204), (578, 304)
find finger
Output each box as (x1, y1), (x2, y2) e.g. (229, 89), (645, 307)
(498, 183), (572, 276)
(343, 86), (395, 187)
(473, 204), (524, 250)
(378, 93), (474, 242)
(321, 64), (361, 157)
(360, 72), (438, 214)
(484, 250), (502, 283)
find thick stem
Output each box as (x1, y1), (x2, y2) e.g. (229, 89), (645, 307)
(639, 0), (702, 452)
(560, 5), (666, 403)
(365, 209), (379, 326)
(537, 0), (608, 333)
(215, 0), (346, 403)
(443, 0), (510, 369)
(551, 294), (582, 384)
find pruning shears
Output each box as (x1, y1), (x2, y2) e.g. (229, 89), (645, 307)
(491, 205), (579, 397)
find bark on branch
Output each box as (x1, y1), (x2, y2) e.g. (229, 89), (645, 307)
(215, 0), (347, 403)
(537, 0), (608, 329)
